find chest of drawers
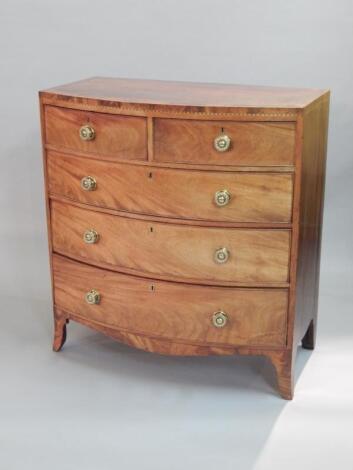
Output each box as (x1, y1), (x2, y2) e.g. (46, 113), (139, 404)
(39, 77), (329, 399)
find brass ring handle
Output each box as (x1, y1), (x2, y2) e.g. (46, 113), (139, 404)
(85, 289), (101, 305)
(80, 176), (97, 191)
(83, 229), (99, 244)
(214, 247), (230, 264)
(214, 189), (231, 207)
(212, 311), (228, 328)
(79, 125), (95, 141)
(214, 134), (231, 152)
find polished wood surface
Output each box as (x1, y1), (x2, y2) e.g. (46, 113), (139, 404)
(45, 106), (147, 160)
(53, 306), (287, 357)
(47, 151), (293, 223)
(40, 76), (327, 111)
(154, 119), (295, 166)
(39, 77), (330, 400)
(51, 200), (291, 285)
(294, 95), (330, 348)
(53, 255), (288, 348)
(279, 93), (330, 399)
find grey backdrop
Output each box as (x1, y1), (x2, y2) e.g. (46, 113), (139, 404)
(1, 1), (352, 469)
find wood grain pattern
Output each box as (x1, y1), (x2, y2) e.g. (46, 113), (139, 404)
(45, 106), (147, 160)
(267, 350), (293, 400)
(294, 94), (330, 349)
(45, 144), (295, 173)
(154, 118), (295, 166)
(53, 316), (67, 351)
(54, 306), (293, 397)
(47, 151), (293, 223)
(277, 92), (329, 399)
(51, 199), (291, 285)
(54, 306), (285, 356)
(53, 255), (288, 348)
(39, 77), (330, 400)
(40, 77), (327, 117)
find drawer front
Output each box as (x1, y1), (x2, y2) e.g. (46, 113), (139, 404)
(154, 119), (295, 166)
(47, 152), (293, 223)
(45, 106), (147, 160)
(53, 255), (288, 347)
(51, 200), (291, 284)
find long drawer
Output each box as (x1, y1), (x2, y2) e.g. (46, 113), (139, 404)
(51, 200), (291, 285)
(47, 151), (293, 223)
(53, 255), (288, 347)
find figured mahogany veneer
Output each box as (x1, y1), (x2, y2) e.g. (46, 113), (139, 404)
(53, 255), (288, 348)
(51, 199), (291, 285)
(47, 152), (293, 223)
(154, 119), (295, 166)
(39, 77), (330, 399)
(45, 106), (147, 160)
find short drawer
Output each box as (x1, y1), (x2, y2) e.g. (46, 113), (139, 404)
(53, 255), (288, 347)
(45, 106), (147, 160)
(47, 152), (293, 223)
(51, 200), (291, 285)
(154, 118), (295, 166)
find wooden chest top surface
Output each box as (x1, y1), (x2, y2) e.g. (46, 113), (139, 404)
(40, 77), (329, 116)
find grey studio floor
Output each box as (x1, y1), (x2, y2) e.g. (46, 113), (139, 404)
(1, 262), (352, 470)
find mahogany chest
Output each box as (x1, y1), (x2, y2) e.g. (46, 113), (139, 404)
(39, 77), (329, 399)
